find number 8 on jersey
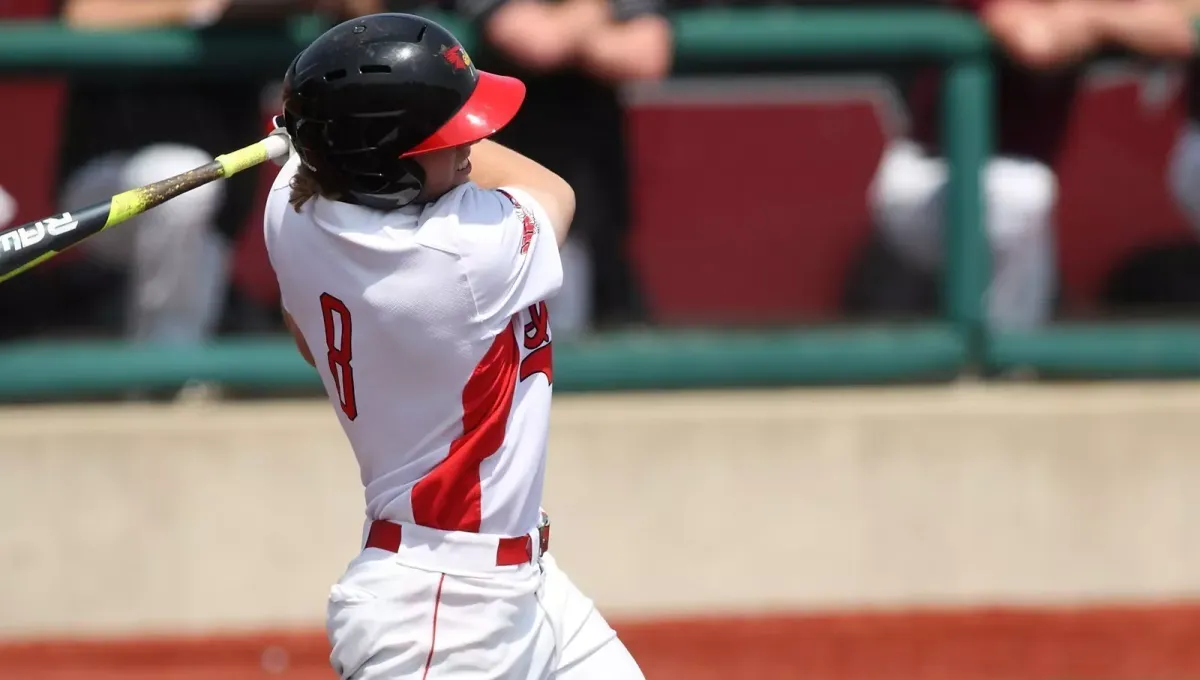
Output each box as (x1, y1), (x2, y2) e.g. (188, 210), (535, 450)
(320, 292), (358, 421)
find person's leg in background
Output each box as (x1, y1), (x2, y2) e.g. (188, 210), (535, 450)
(545, 151), (600, 342)
(1168, 120), (1200, 235)
(551, 154), (644, 340)
(0, 184), (16, 228)
(867, 138), (1058, 331)
(586, 115), (646, 333)
(489, 85), (647, 340)
(59, 143), (229, 345)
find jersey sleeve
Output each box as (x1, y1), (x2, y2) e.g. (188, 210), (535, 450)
(437, 184), (564, 331)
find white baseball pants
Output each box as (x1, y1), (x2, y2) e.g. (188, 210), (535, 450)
(0, 184), (16, 228)
(868, 138), (1058, 331)
(58, 143), (229, 344)
(1168, 121), (1200, 234)
(326, 520), (644, 679)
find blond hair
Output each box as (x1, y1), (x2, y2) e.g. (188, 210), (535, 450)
(288, 164), (341, 212)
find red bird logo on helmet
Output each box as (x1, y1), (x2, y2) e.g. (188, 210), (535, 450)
(440, 45), (472, 71)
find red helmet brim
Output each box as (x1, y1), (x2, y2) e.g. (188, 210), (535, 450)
(402, 70), (526, 157)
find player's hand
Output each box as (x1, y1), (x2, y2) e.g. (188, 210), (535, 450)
(981, 0), (1102, 69)
(1091, 0), (1198, 58)
(483, 0), (609, 73)
(267, 114), (295, 167)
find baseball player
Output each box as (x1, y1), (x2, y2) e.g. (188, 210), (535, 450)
(264, 13), (643, 680)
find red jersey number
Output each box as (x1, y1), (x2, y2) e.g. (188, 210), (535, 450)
(320, 293), (358, 420)
(520, 302), (553, 385)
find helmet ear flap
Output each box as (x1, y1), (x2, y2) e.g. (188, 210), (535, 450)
(283, 111), (425, 210)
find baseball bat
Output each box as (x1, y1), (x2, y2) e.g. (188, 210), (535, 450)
(0, 132), (292, 285)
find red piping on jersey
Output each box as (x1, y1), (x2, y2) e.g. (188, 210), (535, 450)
(421, 574), (446, 680)
(410, 323), (520, 532)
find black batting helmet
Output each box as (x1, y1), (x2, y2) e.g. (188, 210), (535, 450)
(281, 13), (525, 209)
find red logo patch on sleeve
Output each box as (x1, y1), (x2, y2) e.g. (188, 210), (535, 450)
(498, 190), (538, 255)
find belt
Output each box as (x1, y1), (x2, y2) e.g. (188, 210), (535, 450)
(365, 513), (551, 568)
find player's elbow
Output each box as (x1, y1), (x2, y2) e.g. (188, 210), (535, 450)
(528, 172), (576, 247)
(546, 175), (576, 246)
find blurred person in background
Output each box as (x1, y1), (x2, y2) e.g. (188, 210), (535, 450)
(1168, 2), (1200, 250)
(0, 185), (14, 229)
(385, 0), (672, 337)
(869, 0), (1195, 331)
(52, 0), (372, 345)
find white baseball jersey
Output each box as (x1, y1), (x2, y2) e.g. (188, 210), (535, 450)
(264, 155), (562, 537)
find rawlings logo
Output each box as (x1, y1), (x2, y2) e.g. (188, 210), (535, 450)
(0, 212), (78, 253)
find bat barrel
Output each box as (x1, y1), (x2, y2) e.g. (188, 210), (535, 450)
(0, 134), (291, 286)
(0, 202), (114, 284)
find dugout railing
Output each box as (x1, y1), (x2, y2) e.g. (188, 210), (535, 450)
(0, 9), (1191, 400)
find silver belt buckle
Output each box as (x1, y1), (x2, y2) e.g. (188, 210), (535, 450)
(537, 510), (551, 559)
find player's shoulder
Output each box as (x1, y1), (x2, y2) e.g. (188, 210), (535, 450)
(269, 153), (302, 198)
(264, 155), (302, 231)
(415, 182), (539, 256)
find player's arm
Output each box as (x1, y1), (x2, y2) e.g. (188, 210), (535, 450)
(62, 0), (205, 27)
(63, 0), (334, 28)
(447, 140), (570, 324)
(328, 0), (386, 15)
(283, 307), (317, 368)
(481, 0), (608, 72)
(1084, 0), (1196, 58)
(467, 139), (575, 246)
(576, 0), (673, 81)
(976, 0), (1103, 68)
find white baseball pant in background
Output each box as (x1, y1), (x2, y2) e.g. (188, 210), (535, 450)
(58, 143), (229, 345)
(0, 184), (16, 229)
(1169, 121), (1200, 235)
(868, 138), (1058, 331)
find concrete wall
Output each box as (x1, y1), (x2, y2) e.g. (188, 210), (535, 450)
(2, 381), (1200, 640)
